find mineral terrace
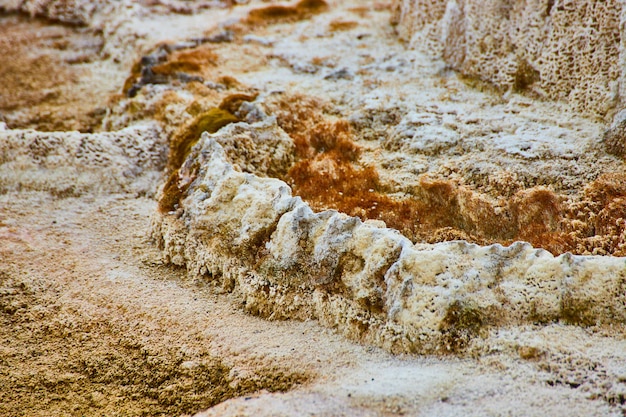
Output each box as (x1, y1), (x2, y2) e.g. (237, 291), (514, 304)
(2, 0), (626, 416)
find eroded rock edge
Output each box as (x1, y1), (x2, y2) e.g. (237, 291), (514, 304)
(151, 126), (626, 354)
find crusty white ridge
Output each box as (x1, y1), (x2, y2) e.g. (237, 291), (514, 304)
(0, 122), (166, 196)
(152, 124), (626, 354)
(0, 0), (102, 24)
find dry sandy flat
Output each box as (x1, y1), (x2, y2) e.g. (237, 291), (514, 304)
(1, 0), (626, 416)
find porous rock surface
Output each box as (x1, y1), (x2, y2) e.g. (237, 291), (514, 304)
(4, 0), (626, 415)
(154, 124), (626, 354)
(129, 0), (626, 358)
(0, 0), (106, 25)
(0, 122), (166, 196)
(393, 0), (623, 117)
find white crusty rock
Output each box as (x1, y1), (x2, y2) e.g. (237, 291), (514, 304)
(0, 122), (166, 196)
(152, 124), (626, 354)
(204, 117), (296, 178)
(0, 0), (105, 25)
(393, 0), (623, 117)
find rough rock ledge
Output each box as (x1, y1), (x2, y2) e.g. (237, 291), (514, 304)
(152, 124), (626, 354)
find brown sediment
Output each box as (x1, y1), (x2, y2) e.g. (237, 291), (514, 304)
(0, 200), (308, 417)
(568, 173), (626, 256)
(158, 169), (188, 214)
(328, 20), (359, 32)
(123, 44), (219, 97)
(281, 117), (417, 238)
(167, 107), (238, 173)
(245, 0), (329, 25)
(0, 15), (110, 132)
(123, 59), (145, 94)
(152, 45), (218, 76)
(217, 75), (241, 89)
(348, 6), (371, 17)
(287, 157), (424, 241)
(219, 92), (259, 114)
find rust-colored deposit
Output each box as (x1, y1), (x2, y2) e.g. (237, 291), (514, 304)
(267, 94), (626, 256)
(246, 0), (329, 25)
(153, 46), (218, 76)
(123, 44), (219, 96)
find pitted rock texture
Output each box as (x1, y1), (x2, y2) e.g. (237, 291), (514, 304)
(0, 0), (106, 25)
(77, 0), (626, 256)
(5, 0), (626, 415)
(153, 133), (626, 354)
(0, 123), (166, 196)
(393, 0), (623, 118)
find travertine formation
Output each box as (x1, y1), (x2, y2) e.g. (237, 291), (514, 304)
(393, 0), (623, 117)
(98, 0), (626, 354)
(4, 0), (617, 355)
(4, 0), (626, 414)
(153, 125), (626, 354)
(0, 122), (166, 196)
(0, 0), (105, 25)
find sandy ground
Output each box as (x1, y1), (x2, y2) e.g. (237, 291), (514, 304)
(1, 191), (621, 416)
(2, 0), (626, 415)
